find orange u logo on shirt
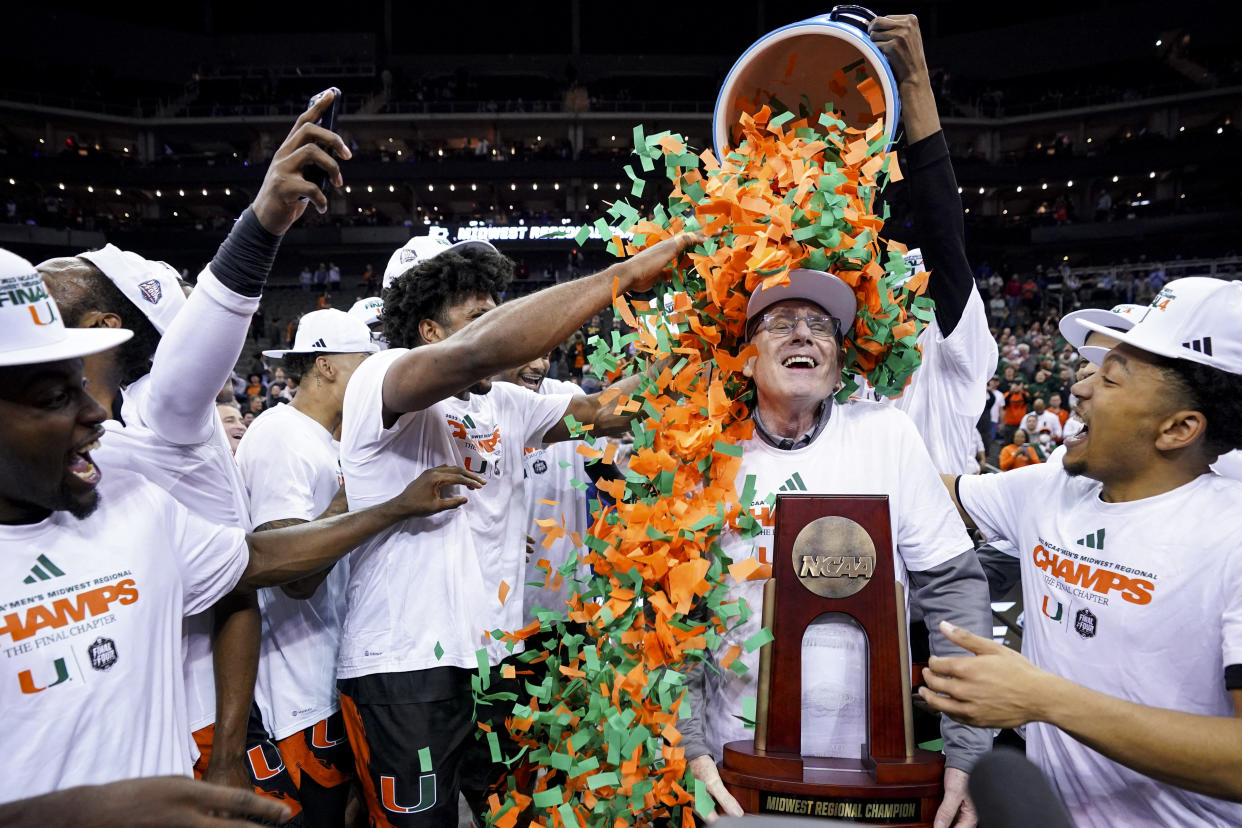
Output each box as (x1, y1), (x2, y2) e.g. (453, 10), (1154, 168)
(17, 657), (70, 694)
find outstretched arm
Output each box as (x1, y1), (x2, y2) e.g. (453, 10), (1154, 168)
(380, 234), (701, 420)
(922, 622), (1242, 802)
(251, 484), (352, 600)
(142, 91), (351, 445)
(235, 465), (483, 591)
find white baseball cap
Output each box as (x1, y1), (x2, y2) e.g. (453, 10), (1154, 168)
(382, 236), (499, 290)
(78, 244), (187, 334)
(1080, 277), (1242, 375)
(1059, 303), (1144, 365)
(745, 268), (858, 336)
(0, 248), (132, 367)
(262, 309), (380, 358)
(348, 296), (384, 328)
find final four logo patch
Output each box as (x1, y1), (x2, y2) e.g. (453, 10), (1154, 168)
(137, 279), (162, 304)
(1074, 608), (1097, 639)
(88, 636), (117, 670)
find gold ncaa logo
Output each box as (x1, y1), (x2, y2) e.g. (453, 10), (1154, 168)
(791, 516), (876, 599)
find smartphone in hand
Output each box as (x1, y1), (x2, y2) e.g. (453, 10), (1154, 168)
(301, 87), (342, 202)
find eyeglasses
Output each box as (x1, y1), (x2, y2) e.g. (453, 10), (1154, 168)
(758, 311), (841, 340)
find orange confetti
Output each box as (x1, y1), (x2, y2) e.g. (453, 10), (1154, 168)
(498, 580), (510, 606)
(727, 557), (762, 582)
(857, 77), (885, 116)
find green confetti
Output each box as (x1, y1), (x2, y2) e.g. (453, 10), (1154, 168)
(768, 110), (795, 128)
(475, 648), (490, 691)
(743, 627), (774, 652)
(433, 641), (444, 661)
(532, 786), (564, 808)
(558, 803), (582, 828)
(588, 771), (620, 790)
(712, 440), (743, 458)
(418, 746), (432, 773)
(485, 730), (502, 763)
(694, 777), (717, 818)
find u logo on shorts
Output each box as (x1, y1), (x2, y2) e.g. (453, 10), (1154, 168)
(380, 774), (436, 814)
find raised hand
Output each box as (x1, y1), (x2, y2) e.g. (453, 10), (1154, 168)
(868, 14), (929, 88)
(252, 88), (353, 234)
(615, 232), (705, 294)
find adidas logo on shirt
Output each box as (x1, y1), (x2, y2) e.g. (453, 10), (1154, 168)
(778, 473), (808, 492)
(1075, 528), (1105, 550)
(23, 554), (65, 584)
(311, 338), (327, 348)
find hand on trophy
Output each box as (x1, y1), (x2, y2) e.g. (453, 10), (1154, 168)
(688, 755), (744, 821)
(936, 767), (978, 828)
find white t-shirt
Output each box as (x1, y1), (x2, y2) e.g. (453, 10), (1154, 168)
(958, 465), (1242, 827)
(0, 470), (247, 801)
(95, 374), (252, 733)
(521, 378), (590, 626)
(702, 401), (972, 760)
(235, 404), (348, 740)
(1036, 411), (1063, 441)
(857, 287), (999, 475)
(337, 349), (573, 676)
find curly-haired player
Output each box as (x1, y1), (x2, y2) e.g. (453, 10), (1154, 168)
(335, 231), (699, 826)
(382, 245), (512, 350)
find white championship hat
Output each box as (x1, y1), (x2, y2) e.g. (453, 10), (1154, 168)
(348, 296), (384, 328)
(382, 235), (499, 290)
(1079, 277), (1242, 375)
(745, 268), (858, 335)
(0, 248), (132, 367)
(77, 244), (188, 334)
(1059, 303), (1145, 366)
(263, 309), (380, 359)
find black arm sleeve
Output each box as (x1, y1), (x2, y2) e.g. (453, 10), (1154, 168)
(210, 207), (282, 298)
(896, 131), (973, 335)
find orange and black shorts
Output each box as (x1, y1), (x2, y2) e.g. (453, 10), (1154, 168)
(338, 667), (520, 828)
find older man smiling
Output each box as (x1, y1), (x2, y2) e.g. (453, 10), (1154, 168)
(683, 268), (993, 828)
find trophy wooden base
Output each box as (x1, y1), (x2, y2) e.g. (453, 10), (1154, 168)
(720, 741), (944, 826)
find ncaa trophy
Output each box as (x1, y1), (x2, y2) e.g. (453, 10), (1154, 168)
(718, 495), (943, 825)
